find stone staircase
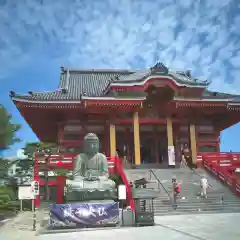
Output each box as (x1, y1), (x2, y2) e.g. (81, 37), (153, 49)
(124, 168), (240, 216)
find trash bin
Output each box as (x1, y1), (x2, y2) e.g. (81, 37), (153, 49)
(132, 187), (158, 227)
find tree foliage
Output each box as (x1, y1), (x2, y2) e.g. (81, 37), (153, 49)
(23, 142), (58, 160)
(0, 159), (11, 179)
(0, 105), (21, 151)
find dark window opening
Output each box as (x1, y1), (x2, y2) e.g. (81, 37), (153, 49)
(63, 133), (82, 141)
(198, 133), (218, 140)
(199, 145), (217, 152)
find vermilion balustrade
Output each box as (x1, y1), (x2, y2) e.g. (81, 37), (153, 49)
(198, 152), (240, 197)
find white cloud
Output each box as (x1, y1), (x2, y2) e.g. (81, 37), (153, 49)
(0, 0), (239, 93)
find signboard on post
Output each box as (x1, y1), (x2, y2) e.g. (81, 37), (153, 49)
(18, 185), (35, 212)
(118, 185), (127, 200)
(31, 181), (39, 196)
(168, 146), (176, 166)
(18, 185), (34, 200)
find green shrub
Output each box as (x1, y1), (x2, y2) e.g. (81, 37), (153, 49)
(109, 173), (124, 186)
(0, 186), (18, 211)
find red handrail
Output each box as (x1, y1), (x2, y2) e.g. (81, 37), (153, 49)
(114, 156), (135, 210)
(201, 152), (240, 197)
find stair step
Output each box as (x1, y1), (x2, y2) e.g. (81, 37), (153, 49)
(126, 168), (240, 216)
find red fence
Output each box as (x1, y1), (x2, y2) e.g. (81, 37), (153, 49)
(198, 152), (240, 197)
(114, 156), (135, 210)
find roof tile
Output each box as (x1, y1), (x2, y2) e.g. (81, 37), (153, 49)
(11, 65), (230, 102)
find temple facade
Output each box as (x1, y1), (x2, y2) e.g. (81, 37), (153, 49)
(10, 63), (240, 167)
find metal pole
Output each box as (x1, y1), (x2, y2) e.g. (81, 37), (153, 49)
(32, 198), (36, 231)
(20, 200), (23, 212)
(121, 204), (124, 226)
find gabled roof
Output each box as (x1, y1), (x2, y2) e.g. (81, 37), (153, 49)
(11, 69), (133, 101)
(10, 62), (240, 105)
(10, 63), (213, 102)
(114, 63), (208, 87)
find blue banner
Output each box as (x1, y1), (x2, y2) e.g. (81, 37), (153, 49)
(49, 202), (119, 228)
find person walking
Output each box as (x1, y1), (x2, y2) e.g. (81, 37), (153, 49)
(200, 174), (209, 198)
(180, 147), (188, 169)
(172, 177), (181, 209)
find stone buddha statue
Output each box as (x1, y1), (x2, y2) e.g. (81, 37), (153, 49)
(66, 133), (116, 194)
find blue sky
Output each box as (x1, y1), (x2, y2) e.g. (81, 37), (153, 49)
(0, 0), (239, 156)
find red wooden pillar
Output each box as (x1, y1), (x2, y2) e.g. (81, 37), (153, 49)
(125, 127), (131, 164)
(56, 175), (65, 204)
(154, 128), (159, 164)
(105, 123), (110, 156)
(102, 124), (108, 155)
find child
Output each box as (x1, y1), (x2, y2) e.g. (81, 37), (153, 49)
(172, 177), (181, 209)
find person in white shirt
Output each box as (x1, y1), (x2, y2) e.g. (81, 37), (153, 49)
(200, 175), (208, 198)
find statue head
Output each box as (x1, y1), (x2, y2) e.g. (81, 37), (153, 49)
(83, 133), (99, 155)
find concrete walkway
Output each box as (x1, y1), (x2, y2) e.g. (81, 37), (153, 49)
(1, 212), (240, 240)
(155, 213), (240, 240)
(38, 213), (240, 240)
(0, 210), (46, 239)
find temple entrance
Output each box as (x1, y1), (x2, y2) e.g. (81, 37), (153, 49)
(140, 137), (154, 164)
(140, 131), (168, 165)
(116, 125), (169, 166)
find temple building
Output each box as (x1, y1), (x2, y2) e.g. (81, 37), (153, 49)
(10, 63), (240, 167)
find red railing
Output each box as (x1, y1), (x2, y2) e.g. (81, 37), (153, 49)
(114, 156), (134, 210)
(198, 152), (240, 197)
(33, 153), (133, 208)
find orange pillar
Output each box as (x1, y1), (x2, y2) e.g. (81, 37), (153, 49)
(167, 117), (175, 166)
(133, 112), (141, 165)
(109, 124), (116, 157)
(190, 124), (197, 165)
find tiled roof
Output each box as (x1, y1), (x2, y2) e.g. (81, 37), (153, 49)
(11, 69), (133, 101)
(10, 63), (239, 102)
(116, 69), (208, 86)
(168, 72), (207, 86)
(202, 90), (240, 100)
(116, 69), (151, 83)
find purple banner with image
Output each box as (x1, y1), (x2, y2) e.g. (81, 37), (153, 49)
(49, 202), (119, 228)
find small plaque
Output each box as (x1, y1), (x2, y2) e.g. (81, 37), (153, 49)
(118, 185), (127, 200)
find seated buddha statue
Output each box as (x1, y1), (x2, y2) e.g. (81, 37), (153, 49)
(66, 133), (116, 193)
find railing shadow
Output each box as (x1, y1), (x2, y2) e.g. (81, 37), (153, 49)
(149, 169), (173, 207)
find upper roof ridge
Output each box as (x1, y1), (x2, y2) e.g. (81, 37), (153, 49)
(61, 67), (135, 73)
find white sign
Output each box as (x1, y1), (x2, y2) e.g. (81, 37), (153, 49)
(168, 146), (176, 166)
(18, 186), (35, 200)
(118, 185), (127, 200)
(31, 181), (39, 195)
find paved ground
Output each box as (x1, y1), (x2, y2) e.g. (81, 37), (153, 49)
(0, 212), (16, 228)
(37, 213), (240, 240)
(0, 210), (46, 239)
(1, 212), (240, 240)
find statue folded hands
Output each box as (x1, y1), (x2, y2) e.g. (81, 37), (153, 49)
(66, 133), (116, 191)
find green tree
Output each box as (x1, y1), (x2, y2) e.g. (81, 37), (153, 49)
(0, 105), (21, 151)
(0, 159), (11, 179)
(23, 142), (58, 201)
(23, 142), (58, 160)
